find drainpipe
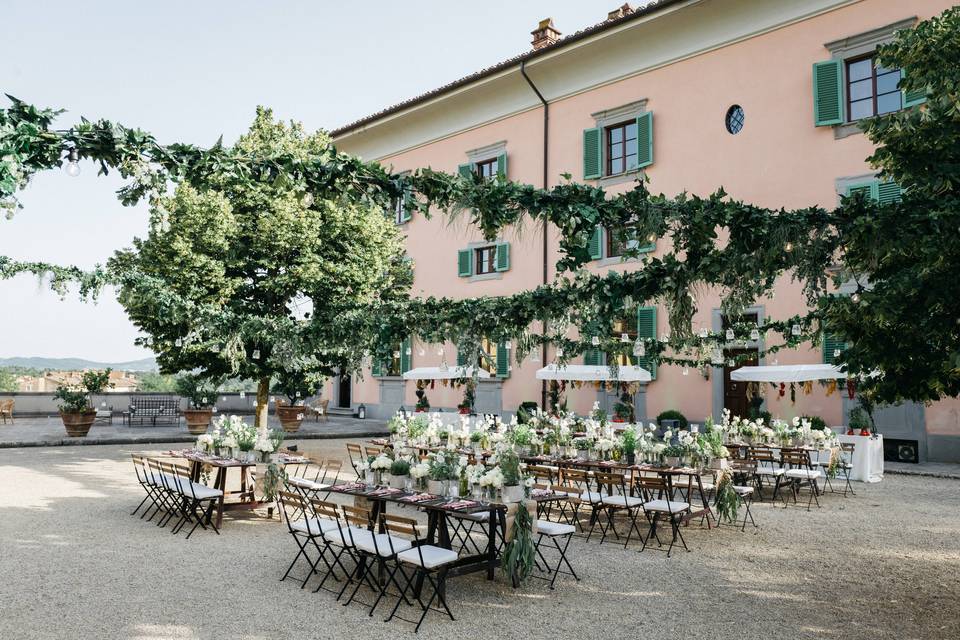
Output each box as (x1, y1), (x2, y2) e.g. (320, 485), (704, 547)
(520, 59), (550, 411)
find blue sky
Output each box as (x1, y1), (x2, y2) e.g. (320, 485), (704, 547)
(0, 0), (623, 361)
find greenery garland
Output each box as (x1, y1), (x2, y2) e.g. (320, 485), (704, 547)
(501, 499), (536, 587)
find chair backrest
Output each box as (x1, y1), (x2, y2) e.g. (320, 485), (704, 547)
(278, 490), (307, 530)
(0, 398), (13, 412)
(731, 459), (758, 474)
(341, 504), (371, 530)
(131, 454), (151, 484)
(841, 442), (855, 454)
(309, 498), (341, 522)
(594, 471), (626, 497)
(747, 447), (776, 463)
(346, 443), (363, 463)
(561, 468), (590, 491)
(781, 449), (811, 468)
(364, 445), (383, 458)
(634, 474), (668, 499)
(322, 459), (343, 483)
(528, 465), (554, 483)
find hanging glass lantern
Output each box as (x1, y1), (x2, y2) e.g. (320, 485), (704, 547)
(791, 324), (801, 336)
(556, 348), (564, 357)
(834, 349), (841, 358)
(620, 333), (629, 343)
(393, 351), (400, 358)
(591, 336), (600, 347)
(682, 366), (689, 376)
(405, 346), (412, 356)
(698, 328), (708, 339)
(725, 329), (735, 340)
(851, 292), (860, 303)
(252, 349), (260, 359)
(504, 340), (512, 350)
(750, 328), (760, 341)
(174, 337), (182, 347)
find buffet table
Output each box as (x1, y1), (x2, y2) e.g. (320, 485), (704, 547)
(837, 433), (884, 483)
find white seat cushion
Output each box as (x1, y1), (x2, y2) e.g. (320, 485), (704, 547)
(699, 482), (716, 492)
(580, 491), (604, 503)
(354, 533), (412, 557)
(785, 469), (821, 480)
(323, 525), (370, 547)
(287, 476), (330, 491)
(536, 520), (575, 537)
(643, 499), (689, 513)
(733, 485), (754, 496)
(291, 517), (340, 536)
(755, 468), (785, 476)
(601, 495), (644, 508)
(397, 545), (458, 569)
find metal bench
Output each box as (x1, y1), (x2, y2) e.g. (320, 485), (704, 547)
(126, 396), (181, 426)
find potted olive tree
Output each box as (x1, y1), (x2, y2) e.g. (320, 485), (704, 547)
(273, 371), (321, 433)
(55, 369), (113, 437)
(176, 374), (218, 435)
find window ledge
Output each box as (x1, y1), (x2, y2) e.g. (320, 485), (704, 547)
(833, 122), (865, 140)
(597, 169), (644, 188)
(467, 272), (503, 283)
(595, 252), (652, 268)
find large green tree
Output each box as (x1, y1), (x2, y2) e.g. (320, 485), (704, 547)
(109, 109), (410, 425)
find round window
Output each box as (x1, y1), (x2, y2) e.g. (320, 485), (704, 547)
(725, 105), (745, 134)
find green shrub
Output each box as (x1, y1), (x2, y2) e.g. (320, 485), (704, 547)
(656, 409), (689, 430)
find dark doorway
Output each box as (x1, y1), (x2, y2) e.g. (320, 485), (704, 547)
(337, 372), (352, 409)
(723, 348), (758, 419)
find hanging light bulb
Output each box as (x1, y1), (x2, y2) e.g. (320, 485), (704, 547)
(64, 148), (80, 177)
(791, 324), (801, 336)
(647, 232), (657, 243)
(682, 366), (689, 376)
(725, 328), (735, 340)
(851, 292), (861, 303)
(252, 349), (260, 359)
(620, 333), (629, 343)
(834, 348), (841, 358)
(404, 345), (411, 356)
(591, 336), (600, 347)
(785, 242), (793, 252)
(750, 328), (760, 341)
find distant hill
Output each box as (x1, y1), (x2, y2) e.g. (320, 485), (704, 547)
(0, 356), (158, 372)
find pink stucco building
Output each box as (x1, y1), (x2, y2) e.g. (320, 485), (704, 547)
(327, 0), (960, 463)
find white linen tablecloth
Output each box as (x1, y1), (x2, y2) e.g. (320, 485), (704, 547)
(837, 433), (884, 483)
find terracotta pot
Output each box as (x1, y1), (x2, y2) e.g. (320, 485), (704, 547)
(458, 407), (470, 415)
(612, 416), (625, 423)
(276, 405), (304, 433)
(60, 410), (96, 437)
(183, 408), (214, 434)
(859, 428), (871, 436)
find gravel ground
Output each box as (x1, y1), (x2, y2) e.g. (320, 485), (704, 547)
(1, 441), (958, 640)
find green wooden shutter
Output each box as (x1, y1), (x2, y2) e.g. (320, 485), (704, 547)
(845, 180), (880, 202)
(877, 181), (903, 205)
(372, 356), (382, 377)
(457, 163), (474, 179)
(823, 332), (847, 364)
(636, 306), (657, 380)
(400, 189), (412, 223)
(583, 127), (602, 179)
(456, 349), (468, 367)
(813, 60), (844, 126)
(496, 153), (507, 179)
(457, 249), (473, 277)
(901, 68), (927, 108)
(636, 112), (653, 168)
(496, 342), (510, 378)
(588, 226), (603, 260)
(494, 242), (510, 272)
(400, 337), (412, 374)
(583, 320), (603, 366)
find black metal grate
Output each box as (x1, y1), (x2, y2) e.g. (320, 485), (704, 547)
(725, 105), (745, 134)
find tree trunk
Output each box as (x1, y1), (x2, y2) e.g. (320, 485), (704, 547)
(255, 377), (270, 429)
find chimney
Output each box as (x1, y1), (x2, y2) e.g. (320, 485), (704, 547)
(607, 3), (634, 21)
(531, 18), (561, 50)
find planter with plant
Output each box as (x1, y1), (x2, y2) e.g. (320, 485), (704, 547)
(54, 369), (113, 437)
(848, 407), (871, 436)
(388, 458), (410, 489)
(176, 374), (218, 435)
(415, 379), (430, 412)
(457, 378), (475, 414)
(427, 450), (458, 495)
(613, 389), (633, 423)
(499, 448), (524, 502)
(663, 444), (686, 467)
(620, 427), (638, 465)
(656, 409), (689, 431)
(572, 437), (592, 461)
(272, 370), (321, 433)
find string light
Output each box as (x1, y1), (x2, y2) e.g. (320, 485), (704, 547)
(785, 242), (793, 252)
(64, 148), (80, 177)
(851, 292), (861, 303)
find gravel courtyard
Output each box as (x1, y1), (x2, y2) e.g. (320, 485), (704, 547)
(1, 441), (957, 640)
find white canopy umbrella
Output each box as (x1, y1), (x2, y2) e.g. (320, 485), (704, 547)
(730, 364), (846, 383)
(402, 366), (491, 380)
(535, 363), (652, 383)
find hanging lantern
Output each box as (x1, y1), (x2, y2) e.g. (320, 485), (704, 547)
(252, 349), (260, 359)
(405, 345), (412, 356)
(174, 337), (182, 347)
(682, 366), (689, 376)
(785, 242), (793, 252)
(556, 348), (564, 357)
(393, 351), (401, 358)
(750, 328), (760, 341)
(620, 333), (629, 343)
(591, 336), (600, 347)
(633, 339), (644, 357)
(504, 340), (512, 350)
(851, 292), (860, 303)
(698, 328), (708, 339)
(725, 329), (734, 340)
(833, 348), (841, 358)
(418, 348), (425, 357)
(791, 324), (801, 336)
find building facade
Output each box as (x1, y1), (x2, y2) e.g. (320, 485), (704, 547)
(326, 0), (960, 463)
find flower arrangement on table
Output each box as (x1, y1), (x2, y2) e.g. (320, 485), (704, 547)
(409, 460), (431, 490)
(198, 415), (282, 462)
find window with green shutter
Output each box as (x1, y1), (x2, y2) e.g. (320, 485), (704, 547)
(496, 153), (508, 179)
(457, 249), (473, 277)
(844, 179), (902, 204)
(636, 112), (653, 168)
(845, 180), (879, 201)
(588, 226), (603, 260)
(902, 66), (928, 107)
(583, 127), (602, 180)
(636, 305), (657, 380)
(823, 332), (847, 364)
(456, 349), (468, 367)
(457, 163), (474, 179)
(496, 342), (510, 378)
(583, 320), (603, 366)
(400, 337), (412, 374)
(813, 59), (844, 126)
(494, 242), (510, 272)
